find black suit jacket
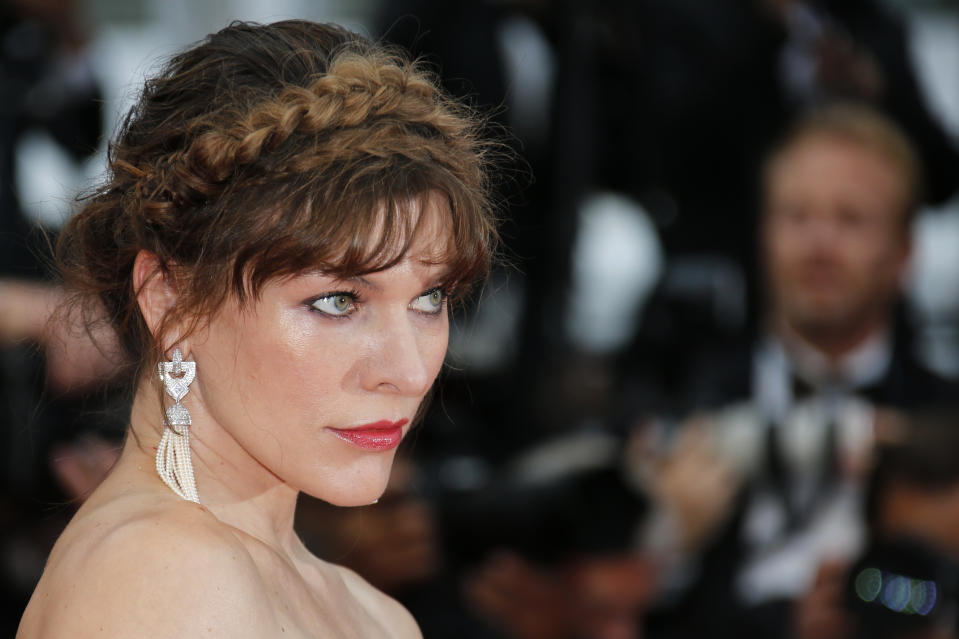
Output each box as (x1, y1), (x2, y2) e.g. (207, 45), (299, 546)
(647, 329), (959, 639)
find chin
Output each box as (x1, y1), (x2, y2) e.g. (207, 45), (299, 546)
(323, 486), (388, 508)
(788, 295), (852, 325)
(791, 308), (861, 341)
(303, 462), (394, 507)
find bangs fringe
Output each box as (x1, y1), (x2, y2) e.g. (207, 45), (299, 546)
(225, 159), (494, 303)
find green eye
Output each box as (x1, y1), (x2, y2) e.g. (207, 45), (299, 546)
(410, 288), (445, 314)
(311, 293), (356, 316)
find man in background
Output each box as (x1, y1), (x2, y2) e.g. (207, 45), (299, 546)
(645, 102), (957, 639)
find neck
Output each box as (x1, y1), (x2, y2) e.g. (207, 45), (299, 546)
(122, 381), (301, 555)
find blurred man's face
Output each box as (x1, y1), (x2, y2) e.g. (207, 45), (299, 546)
(763, 134), (910, 347)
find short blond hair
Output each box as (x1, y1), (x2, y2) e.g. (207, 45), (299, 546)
(764, 102), (922, 226)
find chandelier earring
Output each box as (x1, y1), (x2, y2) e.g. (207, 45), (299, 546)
(155, 347), (200, 503)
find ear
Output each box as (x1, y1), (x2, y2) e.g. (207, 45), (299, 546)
(133, 250), (181, 352)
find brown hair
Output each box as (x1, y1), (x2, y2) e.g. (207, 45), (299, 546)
(57, 20), (499, 380)
(763, 101), (923, 226)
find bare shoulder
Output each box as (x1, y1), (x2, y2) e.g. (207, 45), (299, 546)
(335, 564), (422, 639)
(18, 497), (275, 639)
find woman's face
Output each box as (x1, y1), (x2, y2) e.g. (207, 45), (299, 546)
(186, 194), (452, 506)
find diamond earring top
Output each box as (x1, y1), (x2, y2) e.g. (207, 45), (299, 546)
(157, 348), (196, 434)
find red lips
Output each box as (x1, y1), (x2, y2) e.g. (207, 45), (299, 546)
(327, 419), (409, 451)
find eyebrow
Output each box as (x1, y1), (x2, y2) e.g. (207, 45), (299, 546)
(416, 256), (449, 267)
(327, 258), (453, 290)
(345, 275), (377, 290)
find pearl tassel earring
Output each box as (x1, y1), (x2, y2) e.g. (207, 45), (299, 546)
(156, 348), (200, 503)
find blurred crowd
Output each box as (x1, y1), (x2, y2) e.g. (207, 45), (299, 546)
(3, 0), (959, 638)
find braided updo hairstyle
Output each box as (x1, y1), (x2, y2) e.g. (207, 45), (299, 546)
(58, 21), (498, 380)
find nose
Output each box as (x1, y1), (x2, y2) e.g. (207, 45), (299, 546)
(360, 313), (437, 397)
(796, 211), (841, 256)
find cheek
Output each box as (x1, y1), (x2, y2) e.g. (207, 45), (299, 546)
(847, 235), (902, 284)
(766, 219), (804, 257)
(406, 320), (449, 398)
(765, 229), (802, 282)
(426, 322), (449, 377)
(201, 310), (335, 425)
(237, 316), (350, 415)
